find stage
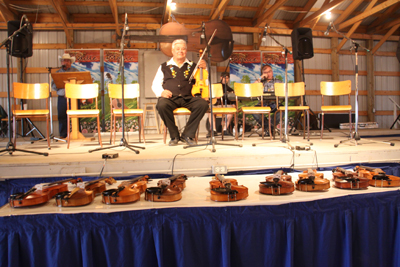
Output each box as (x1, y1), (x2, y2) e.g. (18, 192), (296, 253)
(0, 128), (399, 179)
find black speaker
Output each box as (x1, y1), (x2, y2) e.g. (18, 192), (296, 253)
(396, 39), (400, 63)
(7, 20), (33, 58)
(291, 27), (314, 60)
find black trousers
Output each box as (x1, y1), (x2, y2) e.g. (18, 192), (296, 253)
(157, 95), (209, 139)
(57, 96), (68, 138)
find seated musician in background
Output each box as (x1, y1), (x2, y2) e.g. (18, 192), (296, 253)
(152, 39), (209, 146)
(207, 72), (236, 137)
(51, 53), (78, 139)
(253, 64), (282, 134)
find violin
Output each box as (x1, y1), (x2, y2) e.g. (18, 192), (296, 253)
(354, 165), (400, 187)
(209, 174), (248, 202)
(159, 20), (234, 63)
(85, 177), (117, 195)
(259, 170), (294, 195)
(102, 175), (150, 205)
(191, 50), (209, 99)
(54, 177), (116, 207)
(144, 176), (184, 202)
(9, 178), (82, 208)
(296, 169), (330, 192)
(332, 167), (369, 189)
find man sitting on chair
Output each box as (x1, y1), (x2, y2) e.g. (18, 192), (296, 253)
(152, 39), (209, 146)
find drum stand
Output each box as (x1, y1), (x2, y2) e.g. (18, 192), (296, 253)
(329, 24), (394, 147)
(89, 13), (145, 154)
(0, 27), (48, 156)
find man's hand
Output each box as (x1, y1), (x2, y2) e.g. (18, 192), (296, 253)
(161, 90), (173, 98)
(198, 59), (207, 69)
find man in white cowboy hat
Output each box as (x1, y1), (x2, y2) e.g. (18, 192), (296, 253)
(51, 53), (78, 138)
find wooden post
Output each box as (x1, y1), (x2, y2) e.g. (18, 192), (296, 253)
(366, 39), (375, 122)
(253, 32), (259, 50)
(331, 37), (340, 105)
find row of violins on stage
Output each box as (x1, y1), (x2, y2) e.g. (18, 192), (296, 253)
(8, 165), (400, 208)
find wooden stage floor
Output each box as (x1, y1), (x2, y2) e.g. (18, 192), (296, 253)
(1, 129), (399, 179)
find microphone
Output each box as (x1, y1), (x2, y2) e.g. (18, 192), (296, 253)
(324, 22), (332, 36)
(22, 15), (33, 34)
(200, 22), (205, 44)
(261, 26), (267, 42)
(124, 13), (129, 32)
(61, 65), (66, 69)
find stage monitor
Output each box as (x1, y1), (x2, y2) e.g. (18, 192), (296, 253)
(291, 27), (314, 60)
(7, 20), (33, 58)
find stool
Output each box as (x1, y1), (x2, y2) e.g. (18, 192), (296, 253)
(143, 103), (160, 134)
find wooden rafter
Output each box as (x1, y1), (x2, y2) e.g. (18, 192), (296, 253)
(368, 2), (400, 29)
(48, 0), (73, 47)
(333, 0), (364, 25)
(253, 0), (287, 27)
(108, 0), (119, 37)
(338, 0), (400, 30)
(297, 0), (345, 28)
(209, 0), (219, 19)
(210, 0), (230, 20)
(254, 0), (270, 21)
(162, 0), (170, 25)
(0, 0), (17, 22)
(293, 0), (318, 24)
(311, 0), (330, 30)
(337, 0), (378, 51)
(372, 17), (400, 33)
(371, 23), (400, 54)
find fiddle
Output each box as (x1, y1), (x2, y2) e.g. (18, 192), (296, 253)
(9, 178), (82, 208)
(55, 186), (94, 207)
(144, 176), (183, 202)
(159, 20), (234, 63)
(102, 175), (150, 205)
(354, 165), (400, 187)
(191, 50), (209, 99)
(259, 170), (294, 195)
(332, 167), (369, 189)
(296, 169), (330, 192)
(210, 174), (248, 202)
(85, 177), (117, 195)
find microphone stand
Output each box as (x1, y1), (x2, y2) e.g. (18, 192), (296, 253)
(89, 13), (145, 154)
(184, 29), (242, 152)
(329, 23), (394, 147)
(0, 24), (48, 156)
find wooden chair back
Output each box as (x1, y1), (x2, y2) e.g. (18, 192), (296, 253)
(13, 82), (49, 99)
(320, 80), (351, 96)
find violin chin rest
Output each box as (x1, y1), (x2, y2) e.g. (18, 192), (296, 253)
(54, 191), (71, 200)
(211, 188), (238, 195)
(146, 187), (162, 195)
(102, 189), (119, 196)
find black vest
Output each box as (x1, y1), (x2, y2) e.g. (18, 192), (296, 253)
(161, 61), (196, 96)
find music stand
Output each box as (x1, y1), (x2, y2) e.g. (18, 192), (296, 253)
(0, 25), (48, 156)
(89, 13), (144, 154)
(183, 30), (242, 152)
(329, 24), (395, 147)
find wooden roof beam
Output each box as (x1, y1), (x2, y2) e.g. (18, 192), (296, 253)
(254, 0), (270, 20)
(333, 0), (364, 25)
(311, 0), (331, 30)
(293, 0), (318, 24)
(370, 17), (400, 33)
(108, 0), (120, 37)
(368, 2), (400, 29)
(210, 0), (230, 20)
(371, 23), (400, 54)
(0, 0), (17, 22)
(297, 0), (345, 28)
(338, 0), (400, 30)
(337, 0), (378, 51)
(48, 0), (73, 47)
(253, 0), (287, 27)
(161, 0), (170, 25)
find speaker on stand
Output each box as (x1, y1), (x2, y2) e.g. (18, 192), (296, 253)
(290, 27), (330, 134)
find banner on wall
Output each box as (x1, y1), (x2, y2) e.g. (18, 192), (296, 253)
(262, 52), (294, 83)
(65, 49), (101, 134)
(103, 49), (139, 133)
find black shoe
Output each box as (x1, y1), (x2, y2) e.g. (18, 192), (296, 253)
(168, 138), (179, 146)
(181, 135), (197, 146)
(206, 131), (218, 138)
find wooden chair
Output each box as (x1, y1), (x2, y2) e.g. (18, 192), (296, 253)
(162, 108), (199, 144)
(209, 83), (238, 140)
(320, 80), (352, 139)
(274, 82), (310, 141)
(65, 83), (102, 149)
(12, 82), (50, 149)
(234, 82), (272, 141)
(108, 83), (144, 145)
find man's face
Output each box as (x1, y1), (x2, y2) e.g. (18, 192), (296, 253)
(221, 76), (229, 84)
(262, 66), (273, 80)
(172, 43), (187, 62)
(61, 59), (72, 69)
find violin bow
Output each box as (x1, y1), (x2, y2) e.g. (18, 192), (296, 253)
(188, 29), (217, 83)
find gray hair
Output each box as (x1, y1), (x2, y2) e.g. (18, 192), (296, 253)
(172, 39), (187, 50)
